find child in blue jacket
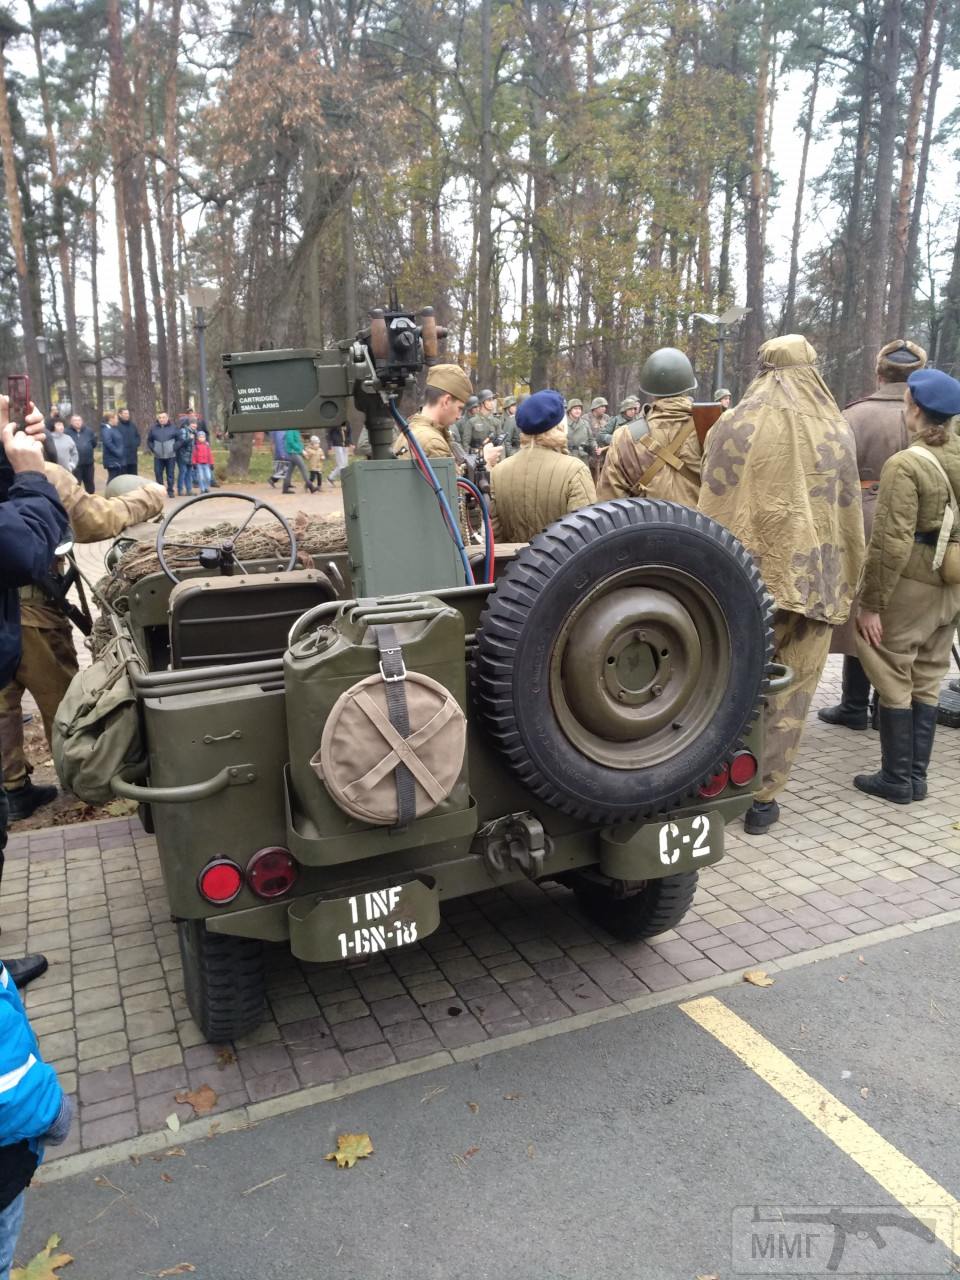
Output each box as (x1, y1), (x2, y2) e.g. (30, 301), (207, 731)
(0, 962), (73, 1279)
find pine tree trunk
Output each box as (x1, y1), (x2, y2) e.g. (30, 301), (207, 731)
(160, 0), (182, 416)
(899, 0), (947, 339)
(0, 40), (42, 394)
(106, 0), (155, 431)
(860, 0), (902, 388)
(738, 0), (771, 388)
(474, 0), (495, 392)
(141, 183), (168, 404)
(938, 216), (960, 374)
(782, 58), (821, 334)
(887, 0), (936, 335)
(89, 180), (104, 418)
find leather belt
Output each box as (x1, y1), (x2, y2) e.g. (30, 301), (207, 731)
(914, 531), (938, 546)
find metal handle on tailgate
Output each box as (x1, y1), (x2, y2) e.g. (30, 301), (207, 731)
(766, 663), (794, 693)
(110, 762), (257, 803)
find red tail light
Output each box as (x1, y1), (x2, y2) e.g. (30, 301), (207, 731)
(699, 765), (729, 798)
(730, 751), (759, 787)
(198, 859), (243, 905)
(247, 847), (299, 900)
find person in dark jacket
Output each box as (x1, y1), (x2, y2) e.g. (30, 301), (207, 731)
(175, 418), (195, 496)
(100, 412), (126, 482)
(66, 414), (97, 493)
(117, 408), (140, 476)
(0, 404), (68, 995)
(147, 412), (177, 496)
(0, 959), (74, 1278)
(268, 429), (288, 488)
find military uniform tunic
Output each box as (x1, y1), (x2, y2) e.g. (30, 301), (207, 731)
(830, 382), (910, 657)
(565, 416), (595, 463)
(857, 437), (960, 709)
(598, 397), (700, 506)
(489, 427), (597, 544)
(0, 465), (164, 794)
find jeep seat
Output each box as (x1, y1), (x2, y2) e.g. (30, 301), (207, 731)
(168, 571), (337, 669)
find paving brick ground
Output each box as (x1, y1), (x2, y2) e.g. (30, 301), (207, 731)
(4, 656), (960, 1160)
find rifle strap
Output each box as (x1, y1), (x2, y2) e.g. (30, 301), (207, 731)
(637, 418), (698, 489)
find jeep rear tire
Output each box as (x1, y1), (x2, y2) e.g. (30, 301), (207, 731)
(472, 499), (773, 824)
(571, 870), (699, 941)
(178, 919), (266, 1043)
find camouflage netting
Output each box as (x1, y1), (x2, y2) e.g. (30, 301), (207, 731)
(90, 511), (347, 658)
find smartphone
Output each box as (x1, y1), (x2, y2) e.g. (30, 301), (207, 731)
(8, 374), (30, 429)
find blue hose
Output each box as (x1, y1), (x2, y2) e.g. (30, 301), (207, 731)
(457, 476), (493, 584)
(388, 398), (475, 586)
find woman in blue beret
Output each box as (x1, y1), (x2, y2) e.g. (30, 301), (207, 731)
(854, 368), (960, 804)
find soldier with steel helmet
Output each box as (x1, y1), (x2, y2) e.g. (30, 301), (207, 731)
(714, 388), (732, 410)
(587, 396), (609, 443)
(597, 348), (701, 507)
(464, 388), (500, 451)
(565, 398), (595, 464)
(501, 395), (521, 456)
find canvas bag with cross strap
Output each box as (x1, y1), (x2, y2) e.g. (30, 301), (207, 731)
(908, 445), (960, 585)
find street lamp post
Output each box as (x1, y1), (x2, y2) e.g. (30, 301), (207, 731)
(692, 306), (751, 395)
(35, 334), (49, 414)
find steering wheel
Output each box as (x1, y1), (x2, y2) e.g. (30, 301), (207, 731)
(156, 491), (298, 585)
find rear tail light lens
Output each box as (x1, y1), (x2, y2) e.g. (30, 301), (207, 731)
(699, 765), (729, 798)
(198, 859), (243, 905)
(730, 751), (759, 787)
(247, 847), (299, 900)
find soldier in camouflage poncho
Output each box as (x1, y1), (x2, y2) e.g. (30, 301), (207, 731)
(699, 334), (865, 834)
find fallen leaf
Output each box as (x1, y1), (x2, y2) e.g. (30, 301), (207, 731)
(155, 1267), (196, 1278)
(165, 1148), (185, 1158)
(325, 1133), (374, 1169)
(10, 1234), (73, 1279)
(502, 1092), (521, 1101)
(160, 1173), (173, 1183)
(526, 1143), (536, 1160)
(165, 1113), (180, 1134)
(215, 1047), (236, 1069)
(857, 954), (866, 964)
(174, 1085), (217, 1116)
(129, 1155), (141, 1167)
(696, 1274), (720, 1280)
(860, 1087), (870, 1099)
(743, 969), (774, 987)
(838, 974), (848, 983)
(462, 1145), (480, 1159)
(467, 1102), (479, 1114)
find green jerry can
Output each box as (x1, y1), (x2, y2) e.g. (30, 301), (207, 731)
(283, 595), (478, 867)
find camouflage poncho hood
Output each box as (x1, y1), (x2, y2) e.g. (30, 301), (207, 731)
(699, 334), (865, 624)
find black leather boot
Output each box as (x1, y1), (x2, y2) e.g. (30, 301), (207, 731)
(818, 656), (871, 730)
(3, 954), (49, 988)
(854, 706), (914, 804)
(911, 701), (938, 801)
(744, 799), (780, 834)
(6, 779), (57, 822)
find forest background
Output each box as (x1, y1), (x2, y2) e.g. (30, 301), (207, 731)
(0, 0), (958, 477)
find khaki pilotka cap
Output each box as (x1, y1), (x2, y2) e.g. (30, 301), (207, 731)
(876, 339), (926, 376)
(426, 364), (473, 403)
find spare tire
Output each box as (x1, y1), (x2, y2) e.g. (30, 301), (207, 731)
(472, 499), (773, 824)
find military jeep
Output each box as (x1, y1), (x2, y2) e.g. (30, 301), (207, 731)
(96, 302), (784, 1042)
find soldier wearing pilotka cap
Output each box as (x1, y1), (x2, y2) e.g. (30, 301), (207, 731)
(393, 363), (473, 460)
(819, 338), (927, 732)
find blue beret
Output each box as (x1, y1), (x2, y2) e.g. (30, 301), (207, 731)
(908, 368), (960, 417)
(516, 389), (566, 435)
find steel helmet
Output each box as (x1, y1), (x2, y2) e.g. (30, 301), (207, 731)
(619, 396), (640, 412)
(479, 389), (496, 403)
(590, 397), (608, 411)
(465, 395), (480, 412)
(638, 348), (697, 398)
(714, 387), (732, 402)
(567, 398), (583, 410)
(503, 395), (518, 409)
(104, 473), (150, 499)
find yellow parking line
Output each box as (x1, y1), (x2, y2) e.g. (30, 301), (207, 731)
(681, 995), (959, 1257)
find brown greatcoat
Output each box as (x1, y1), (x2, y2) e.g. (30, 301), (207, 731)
(830, 382), (909, 656)
(488, 425), (596, 543)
